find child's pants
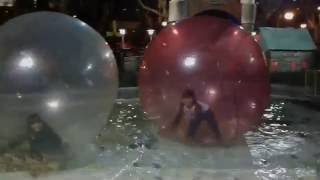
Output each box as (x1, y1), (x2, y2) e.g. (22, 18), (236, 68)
(187, 110), (221, 139)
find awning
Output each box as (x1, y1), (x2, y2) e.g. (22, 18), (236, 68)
(259, 27), (317, 51)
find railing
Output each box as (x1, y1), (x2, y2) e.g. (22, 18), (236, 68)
(304, 70), (320, 96)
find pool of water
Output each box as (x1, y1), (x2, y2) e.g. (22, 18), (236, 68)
(1, 98), (319, 180)
(95, 99), (320, 180)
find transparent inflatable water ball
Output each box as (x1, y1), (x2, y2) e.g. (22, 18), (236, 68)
(0, 12), (118, 170)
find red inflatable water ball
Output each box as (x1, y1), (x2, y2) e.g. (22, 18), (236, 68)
(139, 16), (270, 144)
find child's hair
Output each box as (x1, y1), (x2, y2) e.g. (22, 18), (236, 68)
(182, 89), (196, 99)
(27, 113), (42, 125)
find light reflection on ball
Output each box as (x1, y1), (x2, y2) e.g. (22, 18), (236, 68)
(0, 12), (118, 166)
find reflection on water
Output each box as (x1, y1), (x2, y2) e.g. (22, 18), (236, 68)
(0, 99), (319, 179)
(96, 100), (319, 179)
(247, 100), (320, 179)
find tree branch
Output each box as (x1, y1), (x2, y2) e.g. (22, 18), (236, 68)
(137, 0), (166, 18)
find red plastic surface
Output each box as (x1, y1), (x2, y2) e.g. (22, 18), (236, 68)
(139, 16), (270, 144)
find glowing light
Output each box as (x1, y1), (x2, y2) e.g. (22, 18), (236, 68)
(105, 52), (111, 58)
(208, 89), (216, 95)
(300, 23), (307, 28)
(86, 63), (93, 71)
(80, 22), (86, 26)
(233, 30), (239, 35)
(317, 6), (320, 11)
(18, 55), (34, 69)
(16, 93), (22, 99)
(141, 65), (147, 70)
(73, 15), (77, 18)
(0, 0), (14, 7)
(184, 56), (196, 68)
(251, 32), (257, 36)
(250, 57), (255, 63)
(284, 11), (295, 20)
(161, 21), (168, 27)
(119, 29), (126, 36)
(140, 61), (148, 70)
(147, 29), (155, 36)
(239, 26), (244, 30)
(33, 0), (37, 7)
(47, 99), (60, 109)
(250, 101), (257, 109)
(172, 28), (179, 35)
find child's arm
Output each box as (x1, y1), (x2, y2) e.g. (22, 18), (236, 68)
(171, 111), (182, 129)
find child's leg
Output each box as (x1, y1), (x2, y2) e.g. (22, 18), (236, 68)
(186, 118), (203, 138)
(203, 111), (221, 139)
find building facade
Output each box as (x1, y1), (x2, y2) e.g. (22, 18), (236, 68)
(169, 0), (258, 31)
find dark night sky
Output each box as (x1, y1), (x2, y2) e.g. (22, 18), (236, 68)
(113, 0), (143, 21)
(13, 0), (158, 21)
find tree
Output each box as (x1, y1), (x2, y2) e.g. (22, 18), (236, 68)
(137, 0), (168, 23)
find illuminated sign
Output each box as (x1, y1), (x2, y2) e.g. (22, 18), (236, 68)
(0, 0), (14, 7)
